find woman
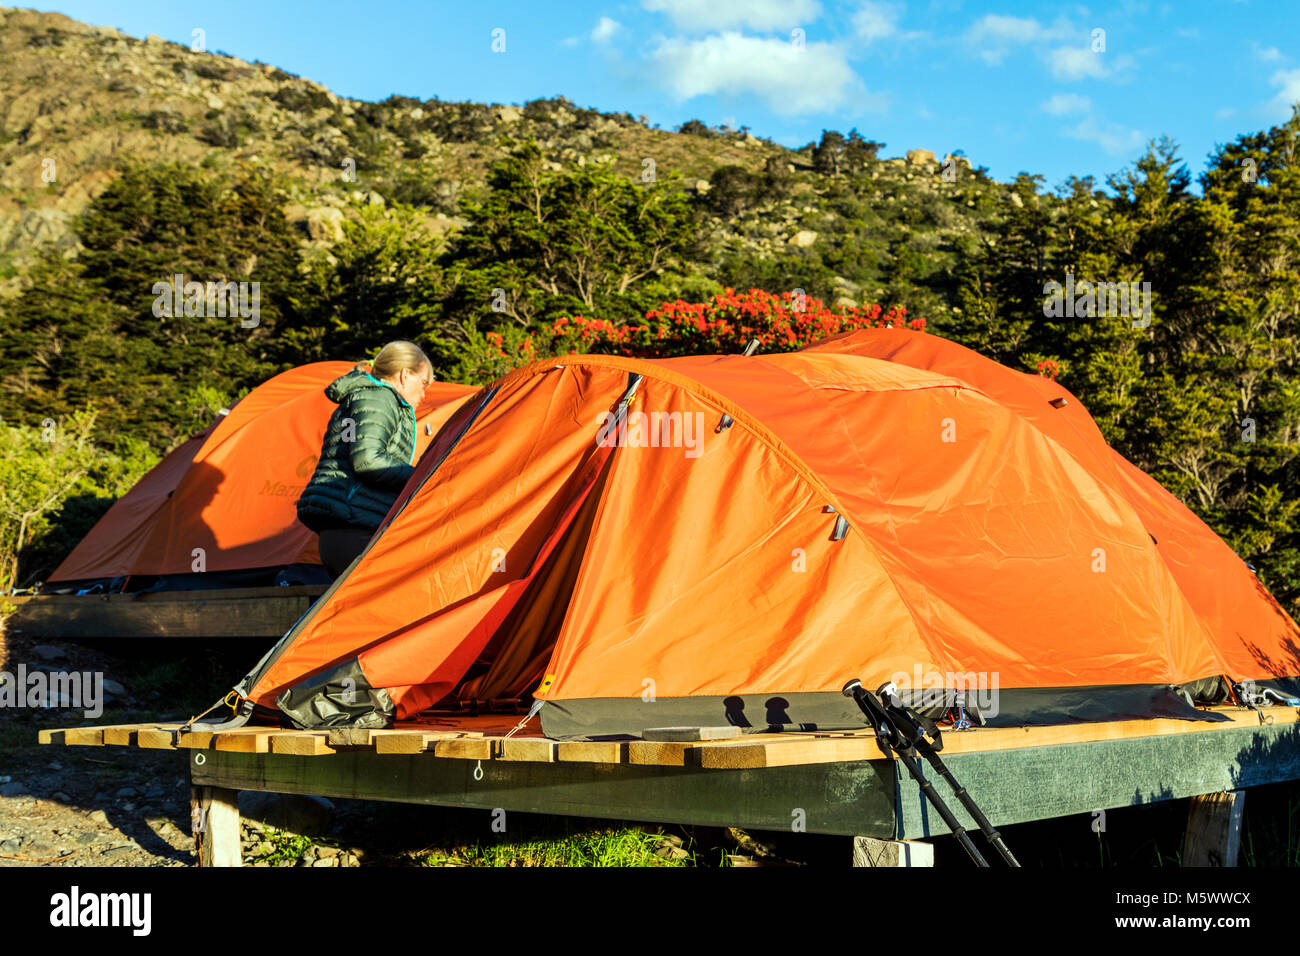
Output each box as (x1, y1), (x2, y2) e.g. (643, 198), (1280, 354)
(297, 340), (435, 578)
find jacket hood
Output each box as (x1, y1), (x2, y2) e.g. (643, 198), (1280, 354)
(325, 369), (407, 406)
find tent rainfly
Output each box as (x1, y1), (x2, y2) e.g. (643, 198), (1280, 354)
(43, 362), (476, 594)
(221, 331), (1300, 738)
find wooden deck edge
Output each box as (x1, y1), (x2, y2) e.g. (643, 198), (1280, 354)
(37, 706), (1300, 769)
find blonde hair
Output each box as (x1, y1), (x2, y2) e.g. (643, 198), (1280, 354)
(356, 340), (433, 382)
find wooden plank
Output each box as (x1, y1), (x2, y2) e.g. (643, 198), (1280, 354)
(270, 733), (335, 756)
(375, 732), (439, 755)
(432, 737), (494, 760)
(177, 730), (216, 749)
(191, 786), (240, 868)
(643, 727), (745, 742)
(937, 707), (1299, 757)
(701, 735), (881, 770)
(496, 737), (555, 762)
(626, 739), (701, 766)
(327, 728), (377, 748)
(62, 727), (105, 746)
(555, 740), (627, 763)
(136, 728), (178, 749)
(103, 725), (143, 746)
(1183, 790), (1245, 867)
(852, 836), (934, 867)
(214, 729), (277, 753)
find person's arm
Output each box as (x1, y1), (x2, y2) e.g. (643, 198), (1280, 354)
(346, 390), (415, 491)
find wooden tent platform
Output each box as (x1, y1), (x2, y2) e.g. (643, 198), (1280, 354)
(6, 586), (325, 639)
(37, 703), (1300, 862)
(38, 705), (1300, 769)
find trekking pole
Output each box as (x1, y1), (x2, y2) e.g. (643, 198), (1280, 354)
(842, 679), (989, 867)
(874, 683), (1020, 867)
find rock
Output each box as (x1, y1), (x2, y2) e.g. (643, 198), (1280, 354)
(654, 842), (690, 861)
(690, 179), (711, 195)
(787, 230), (818, 248)
(94, 25), (121, 38)
(33, 645), (66, 661)
(239, 792), (335, 837)
(115, 787), (137, 798)
(312, 858), (335, 867)
(495, 105), (522, 123)
(303, 207), (344, 242)
(364, 190), (385, 207)
(0, 839), (20, 854)
(905, 148), (936, 166)
(89, 810), (109, 825)
(316, 846), (340, 859)
(0, 782), (27, 797)
(204, 93), (224, 110)
(1009, 193), (1023, 208)
(52, 792), (71, 802)
(47, 761), (63, 771)
(145, 34), (166, 48)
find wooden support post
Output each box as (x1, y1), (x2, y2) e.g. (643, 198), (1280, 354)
(852, 836), (934, 867)
(190, 785), (241, 867)
(1182, 790), (1244, 867)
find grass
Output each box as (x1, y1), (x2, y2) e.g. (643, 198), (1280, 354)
(419, 827), (692, 867)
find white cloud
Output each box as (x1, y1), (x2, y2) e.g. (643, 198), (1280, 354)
(1214, 107), (1235, 120)
(648, 32), (872, 114)
(1048, 46), (1109, 80)
(964, 14), (1066, 64)
(1041, 92), (1091, 114)
(853, 1), (900, 43)
(591, 16), (621, 43)
(1256, 45), (1284, 62)
(1063, 114), (1143, 155)
(642, 0), (821, 31)
(1269, 68), (1300, 116)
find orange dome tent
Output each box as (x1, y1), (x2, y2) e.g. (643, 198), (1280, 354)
(226, 333), (1300, 736)
(44, 363), (476, 594)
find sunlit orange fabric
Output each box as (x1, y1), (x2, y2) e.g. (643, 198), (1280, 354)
(248, 339), (1299, 716)
(48, 364), (476, 582)
(806, 328), (1300, 685)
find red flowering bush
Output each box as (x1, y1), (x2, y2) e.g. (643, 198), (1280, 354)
(454, 289), (926, 382)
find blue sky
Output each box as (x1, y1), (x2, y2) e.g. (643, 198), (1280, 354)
(34, 0), (1300, 192)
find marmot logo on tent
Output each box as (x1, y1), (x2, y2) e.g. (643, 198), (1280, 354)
(594, 411), (706, 459)
(260, 480), (308, 498)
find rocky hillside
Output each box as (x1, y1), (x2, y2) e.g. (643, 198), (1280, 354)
(0, 5), (1000, 314)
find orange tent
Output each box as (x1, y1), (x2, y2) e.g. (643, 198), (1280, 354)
(231, 333), (1300, 736)
(45, 363), (476, 593)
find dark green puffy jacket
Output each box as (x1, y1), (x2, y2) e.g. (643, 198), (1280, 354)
(296, 370), (418, 533)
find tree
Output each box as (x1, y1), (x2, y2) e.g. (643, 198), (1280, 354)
(444, 143), (697, 334)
